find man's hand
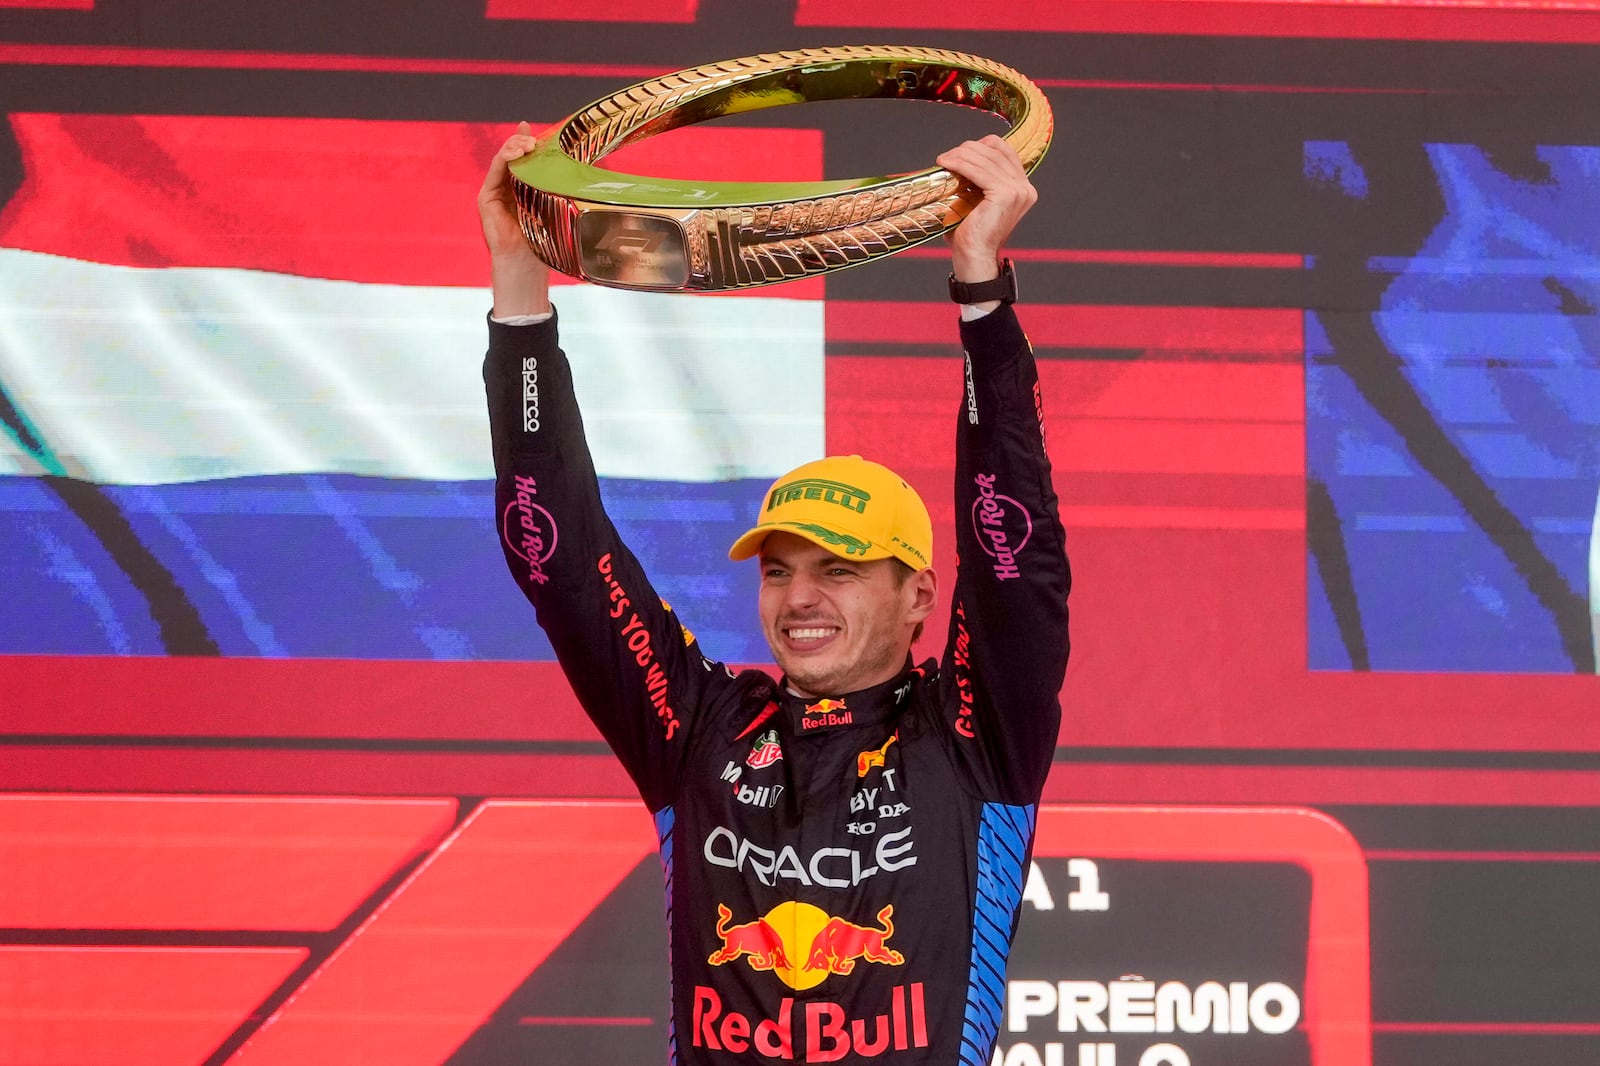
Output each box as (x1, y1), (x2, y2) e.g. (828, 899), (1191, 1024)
(479, 121), (551, 318)
(936, 134), (1039, 284)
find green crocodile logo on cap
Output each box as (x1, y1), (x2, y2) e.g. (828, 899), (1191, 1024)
(784, 522), (872, 557)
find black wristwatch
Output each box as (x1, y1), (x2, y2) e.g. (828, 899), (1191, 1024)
(948, 258), (1018, 305)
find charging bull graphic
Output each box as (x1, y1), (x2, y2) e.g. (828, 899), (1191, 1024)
(708, 902), (903, 990)
(804, 905), (904, 975)
(707, 903), (791, 971)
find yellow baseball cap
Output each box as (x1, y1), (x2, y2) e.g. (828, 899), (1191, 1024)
(728, 455), (932, 571)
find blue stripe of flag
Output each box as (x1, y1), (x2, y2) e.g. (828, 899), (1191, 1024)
(0, 473), (769, 661)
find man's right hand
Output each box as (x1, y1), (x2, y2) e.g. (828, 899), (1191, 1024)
(479, 121), (552, 318)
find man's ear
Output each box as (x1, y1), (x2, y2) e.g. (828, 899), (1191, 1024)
(905, 567), (938, 624)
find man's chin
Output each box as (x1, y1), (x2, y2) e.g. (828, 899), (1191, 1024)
(770, 654), (838, 700)
(778, 668), (828, 699)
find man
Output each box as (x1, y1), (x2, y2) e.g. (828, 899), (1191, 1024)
(481, 123), (1069, 1064)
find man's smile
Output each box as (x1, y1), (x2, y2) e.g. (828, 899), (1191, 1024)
(783, 624), (841, 646)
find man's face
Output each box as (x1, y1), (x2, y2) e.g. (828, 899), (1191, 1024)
(757, 531), (936, 699)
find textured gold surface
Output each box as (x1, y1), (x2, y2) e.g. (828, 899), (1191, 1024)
(510, 45), (1053, 292)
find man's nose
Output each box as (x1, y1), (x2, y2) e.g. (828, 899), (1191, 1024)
(783, 570), (821, 608)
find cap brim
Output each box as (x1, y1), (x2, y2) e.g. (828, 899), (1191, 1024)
(727, 521), (895, 564)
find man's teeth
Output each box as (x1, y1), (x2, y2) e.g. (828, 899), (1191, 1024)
(788, 627), (835, 641)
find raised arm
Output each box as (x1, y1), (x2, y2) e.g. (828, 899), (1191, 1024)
(478, 121), (552, 319)
(479, 126), (729, 809)
(936, 136), (1071, 803)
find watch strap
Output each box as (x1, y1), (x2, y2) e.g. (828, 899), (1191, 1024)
(948, 258), (1017, 305)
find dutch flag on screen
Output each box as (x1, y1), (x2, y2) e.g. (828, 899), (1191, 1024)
(0, 114), (822, 661)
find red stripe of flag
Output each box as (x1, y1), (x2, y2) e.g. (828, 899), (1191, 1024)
(0, 113), (822, 295)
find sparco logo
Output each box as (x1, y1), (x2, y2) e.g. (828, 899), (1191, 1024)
(501, 474), (557, 586)
(964, 352), (979, 425)
(521, 356), (540, 433)
(971, 473), (1032, 581)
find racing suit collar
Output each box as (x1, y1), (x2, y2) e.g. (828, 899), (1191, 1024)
(779, 658), (920, 735)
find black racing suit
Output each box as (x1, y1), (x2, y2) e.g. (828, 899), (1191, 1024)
(486, 303), (1070, 1065)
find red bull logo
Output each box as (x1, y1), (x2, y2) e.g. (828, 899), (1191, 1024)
(802, 698), (852, 731)
(692, 982), (929, 1060)
(706, 902), (903, 991)
(855, 733), (897, 777)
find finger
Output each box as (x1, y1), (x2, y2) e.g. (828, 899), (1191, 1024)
(499, 135), (538, 161)
(939, 137), (1014, 175)
(948, 137), (1025, 184)
(494, 122), (540, 162)
(980, 133), (1021, 162)
(943, 146), (1034, 210)
(938, 143), (1013, 193)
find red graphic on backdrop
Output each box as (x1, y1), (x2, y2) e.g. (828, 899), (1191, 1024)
(0, 796), (1371, 1065)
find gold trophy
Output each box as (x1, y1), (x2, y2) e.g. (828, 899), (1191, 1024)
(509, 45), (1053, 292)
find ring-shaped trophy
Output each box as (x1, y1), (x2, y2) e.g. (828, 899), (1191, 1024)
(508, 45), (1053, 292)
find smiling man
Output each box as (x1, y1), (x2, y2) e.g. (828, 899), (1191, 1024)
(733, 455), (940, 700)
(481, 125), (1070, 1065)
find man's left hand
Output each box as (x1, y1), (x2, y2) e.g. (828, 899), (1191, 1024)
(936, 134), (1039, 282)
